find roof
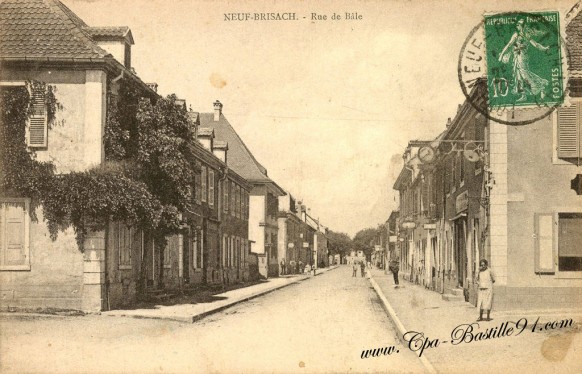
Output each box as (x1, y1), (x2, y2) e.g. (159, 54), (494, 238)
(214, 140), (228, 150)
(200, 112), (284, 195)
(198, 127), (214, 137)
(84, 26), (134, 44)
(566, 3), (582, 75)
(0, 0), (111, 59)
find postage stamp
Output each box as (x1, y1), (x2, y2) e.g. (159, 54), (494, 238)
(484, 12), (564, 109)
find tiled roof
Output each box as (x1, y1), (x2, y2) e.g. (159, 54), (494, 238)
(198, 127), (214, 137)
(84, 26), (134, 44)
(566, 4), (582, 74)
(0, 0), (110, 59)
(199, 112), (274, 184)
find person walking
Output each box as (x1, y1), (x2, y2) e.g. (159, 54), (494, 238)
(352, 261), (358, 277)
(389, 256), (400, 288)
(476, 259), (495, 321)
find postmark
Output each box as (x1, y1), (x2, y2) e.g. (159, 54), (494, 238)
(458, 11), (570, 126)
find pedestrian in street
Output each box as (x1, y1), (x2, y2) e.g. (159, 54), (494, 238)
(389, 256), (400, 288)
(299, 261), (304, 274)
(280, 259), (286, 276)
(476, 259), (495, 321)
(289, 259), (296, 274)
(352, 261), (358, 277)
(360, 260), (365, 277)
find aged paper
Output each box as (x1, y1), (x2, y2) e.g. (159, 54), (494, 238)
(1, 0), (581, 373)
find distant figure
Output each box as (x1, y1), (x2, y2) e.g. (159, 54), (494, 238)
(360, 261), (365, 277)
(389, 257), (400, 287)
(352, 261), (358, 277)
(476, 259), (495, 321)
(290, 260), (296, 274)
(280, 259), (286, 276)
(305, 264), (311, 274)
(299, 261), (304, 274)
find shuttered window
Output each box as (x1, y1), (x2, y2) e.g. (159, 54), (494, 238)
(27, 87), (48, 148)
(0, 199), (31, 271)
(201, 167), (207, 202)
(557, 102), (581, 159)
(223, 180), (229, 213)
(558, 213), (582, 272)
(208, 170), (215, 207)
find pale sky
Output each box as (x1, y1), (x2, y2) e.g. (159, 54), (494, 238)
(68, 0), (576, 236)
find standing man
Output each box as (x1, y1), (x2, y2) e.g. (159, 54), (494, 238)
(389, 256), (400, 288)
(280, 259), (286, 276)
(476, 259), (495, 321)
(352, 261), (358, 277)
(360, 260), (365, 277)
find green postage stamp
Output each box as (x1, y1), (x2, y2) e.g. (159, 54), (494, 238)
(485, 12), (564, 109)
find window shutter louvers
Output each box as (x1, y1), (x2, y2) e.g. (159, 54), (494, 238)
(557, 103), (580, 159)
(27, 88), (48, 147)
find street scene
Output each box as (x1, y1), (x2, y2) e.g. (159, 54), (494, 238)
(1, 0), (582, 373)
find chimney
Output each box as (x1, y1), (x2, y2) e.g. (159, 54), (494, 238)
(213, 100), (223, 121)
(197, 127), (214, 151)
(213, 141), (228, 163)
(146, 82), (158, 92)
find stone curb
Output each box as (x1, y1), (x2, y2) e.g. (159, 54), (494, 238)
(107, 265), (340, 324)
(368, 273), (437, 374)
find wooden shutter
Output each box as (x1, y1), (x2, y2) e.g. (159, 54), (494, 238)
(27, 87), (48, 147)
(201, 167), (207, 202)
(534, 213), (555, 274)
(208, 170), (215, 207)
(557, 103), (580, 158)
(1, 201), (28, 268)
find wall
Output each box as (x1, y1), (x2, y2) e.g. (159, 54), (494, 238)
(1, 68), (107, 312)
(0, 207), (84, 311)
(500, 109), (582, 310)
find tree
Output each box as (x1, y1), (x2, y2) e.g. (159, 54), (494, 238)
(352, 227), (379, 259)
(326, 230), (352, 262)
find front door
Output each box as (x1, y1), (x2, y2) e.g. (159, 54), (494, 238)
(454, 218), (467, 288)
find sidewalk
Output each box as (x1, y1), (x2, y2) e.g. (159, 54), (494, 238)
(369, 268), (582, 373)
(102, 265), (338, 323)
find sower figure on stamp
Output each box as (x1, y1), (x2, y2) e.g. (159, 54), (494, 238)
(389, 256), (400, 288)
(476, 259), (495, 321)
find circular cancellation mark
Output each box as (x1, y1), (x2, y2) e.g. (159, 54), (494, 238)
(458, 11), (571, 126)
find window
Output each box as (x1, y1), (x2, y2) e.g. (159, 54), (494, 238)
(0, 199), (31, 271)
(558, 213), (582, 271)
(114, 222), (133, 269)
(231, 181), (236, 216)
(27, 86), (48, 148)
(194, 168), (201, 203)
(535, 213), (582, 274)
(557, 102), (581, 160)
(235, 185), (240, 218)
(223, 180), (229, 213)
(208, 170), (215, 207)
(201, 166), (207, 202)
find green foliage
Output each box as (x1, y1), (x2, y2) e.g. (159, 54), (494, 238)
(352, 227), (379, 256)
(1, 80), (199, 251)
(326, 230), (353, 257)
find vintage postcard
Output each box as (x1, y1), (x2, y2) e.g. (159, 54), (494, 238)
(0, 0), (581, 373)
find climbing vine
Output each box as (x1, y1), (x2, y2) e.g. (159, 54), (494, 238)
(1, 80), (199, 251)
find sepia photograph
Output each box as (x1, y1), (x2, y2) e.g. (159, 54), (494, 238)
(0, 0), (581, 373)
